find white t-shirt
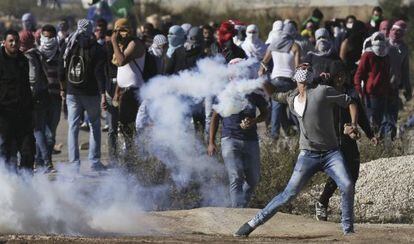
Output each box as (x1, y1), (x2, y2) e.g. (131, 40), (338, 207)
(117, 55), (145, 88)
(294, 95), (306, 117)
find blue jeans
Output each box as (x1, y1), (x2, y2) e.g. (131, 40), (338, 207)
(270, 77), (296, 138)
(381, 92), (398, 139)
(45, 94), (62, 158)
(33, 104), (50, 165)
(249, 149), (354, 233)
(365, 95), (386, 134)
(66, 94), (101, 166)
(221, 137), (261, 208)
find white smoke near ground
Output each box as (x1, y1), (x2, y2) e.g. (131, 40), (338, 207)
(0, 57), (265, 235)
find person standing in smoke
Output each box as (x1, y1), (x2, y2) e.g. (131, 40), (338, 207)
(185, 27), (207, 133)
(354, 32), (390, 137)
(208, 58), (268, 208)
(315, 62), (378, 221)
(205, 21), (247, 142)
(111, 18), (146, 155)
(384, 20), (412, 139)
(259, 22), (301, 140)
(235, 63), (357, 237)
(20, 30), (55, 173)
(60, 19), (107, 171)
(0, 30), (35, 172)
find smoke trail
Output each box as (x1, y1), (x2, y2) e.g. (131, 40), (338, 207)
(140, 57), (265, 205)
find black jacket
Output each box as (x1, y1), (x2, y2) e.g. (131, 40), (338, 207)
(0, 47), (33, 115)
(221, 40), (247, 64)
(59, 38), (106, 96)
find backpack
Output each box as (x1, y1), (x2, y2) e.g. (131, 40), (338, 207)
(66, 43), (94, 86)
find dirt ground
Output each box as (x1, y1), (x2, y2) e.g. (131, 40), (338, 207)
(1, 208), (413, 243)
(8, 108), (408, 243)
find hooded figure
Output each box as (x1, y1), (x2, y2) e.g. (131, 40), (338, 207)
(184, 26), (203, 51)
(181, 23), (192, 35)
(149, 34), (167, 57)
(167, 25), (186, 58)
(241, 24), (266, 59)
(22, 13), (37, 31)
(266, 20), (284, 45)
(63, 19), (94, 62)
(371, 32), (388, 57)
(309, 28), (334, 57)
(268, 22), (295, 53)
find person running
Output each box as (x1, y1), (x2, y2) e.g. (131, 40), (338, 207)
(235, 63), (357, 237)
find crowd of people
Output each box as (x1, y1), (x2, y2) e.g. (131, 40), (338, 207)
(0, 4), (411, 237)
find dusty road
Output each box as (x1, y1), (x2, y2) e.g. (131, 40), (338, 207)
(0, 208), (413, 243)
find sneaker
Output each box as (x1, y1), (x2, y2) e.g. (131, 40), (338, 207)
(315, 201), (328, 221)
(80, 122), (89, 131)
(44, 165), (57, 174)
(91, 163), (107, 172)
(102, 125), (109, 132)
(233, 223), (255, 237)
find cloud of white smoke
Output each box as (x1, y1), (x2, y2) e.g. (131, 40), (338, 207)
(0, 57), (265, 235)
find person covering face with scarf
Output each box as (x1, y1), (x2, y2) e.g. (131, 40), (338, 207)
(63, 19), (94, 62)
(39, 33), (59, 62)
(111, 18), (132, 66)
(268, 22), (295, 53)
(167, 25), (186, 58)
(184, 26), (203, 51)
(310, 28), (333, 57)
(371, 32), (388, 57)
(241, 24), (266, 59)
(217, 21), (236, 47)
(149, 34), (167, 57)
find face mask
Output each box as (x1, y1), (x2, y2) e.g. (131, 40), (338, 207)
(371, 15), (381, 22)
(150, 46), (163, 57)
(346, 23), (353, 29)
(317, 39), (331, 53)
(372, 43), (388, 57)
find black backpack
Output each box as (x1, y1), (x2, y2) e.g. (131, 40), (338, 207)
(66, 43), (94, 86)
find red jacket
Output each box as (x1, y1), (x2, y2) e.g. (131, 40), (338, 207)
(354, 51), (390, 97)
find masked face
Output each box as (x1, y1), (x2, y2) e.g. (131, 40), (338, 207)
(372, 43), (388, 57)
(246, 28), (258, 42)
(316, 39), (331, 53)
